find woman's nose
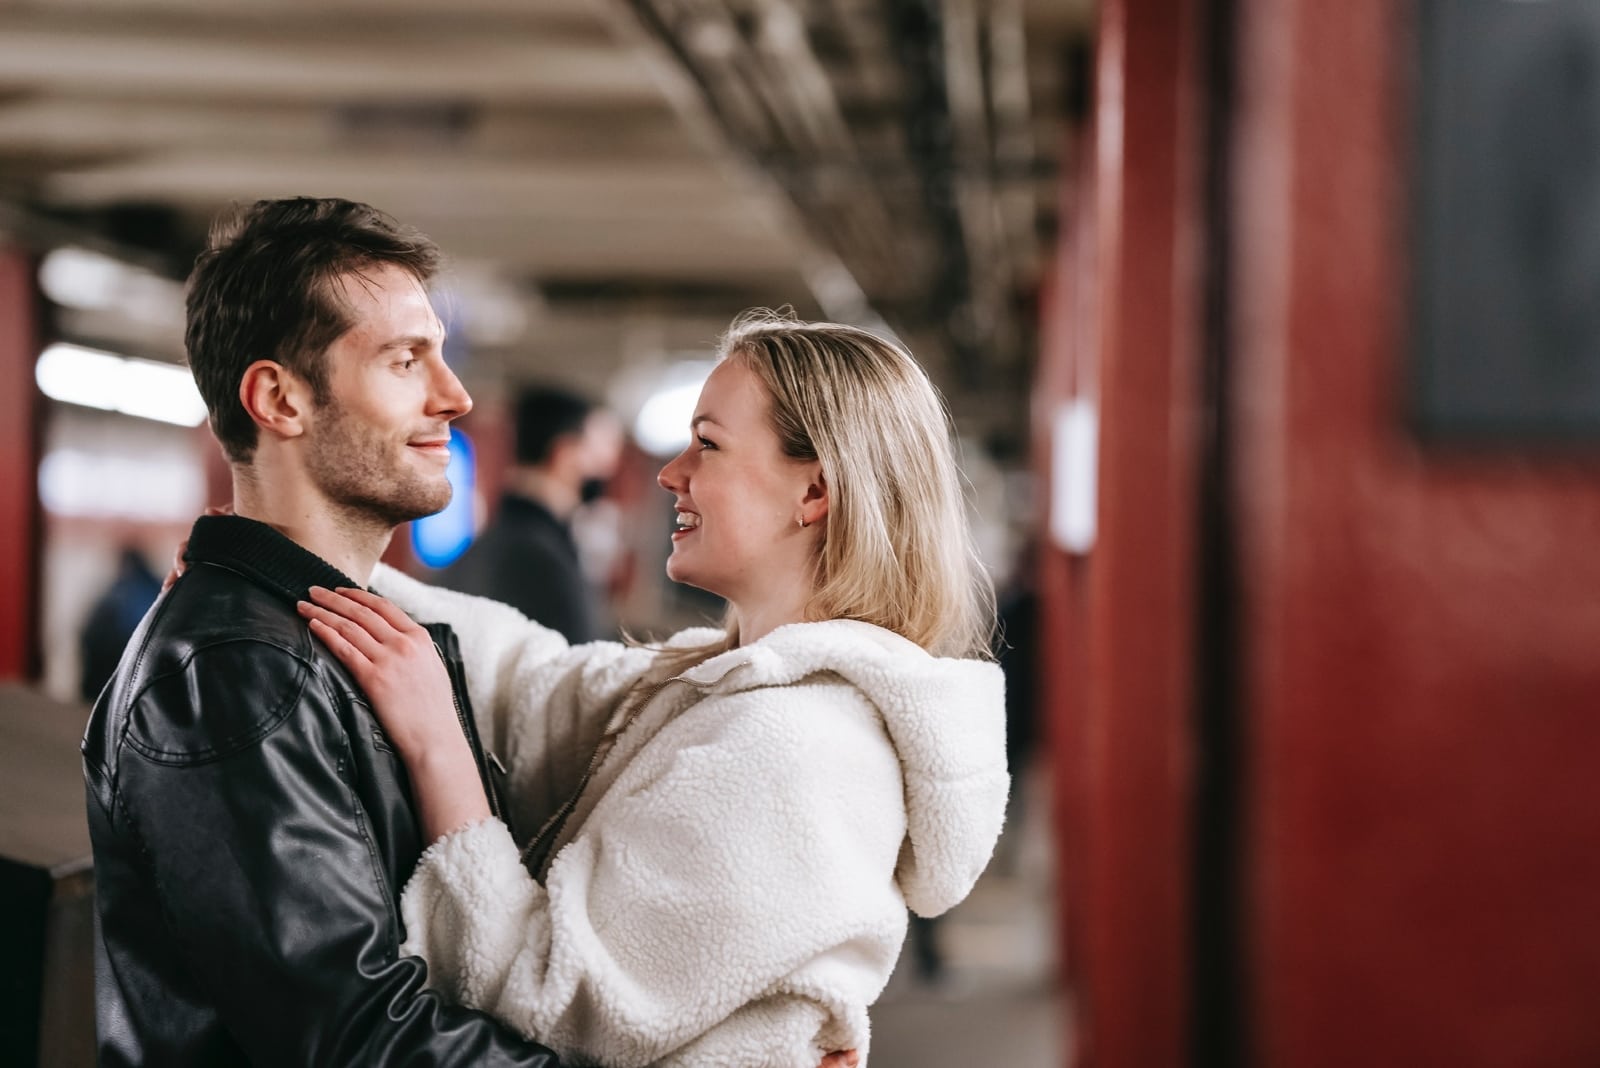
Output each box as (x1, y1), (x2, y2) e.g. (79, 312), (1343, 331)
(658, 450), (687, 492)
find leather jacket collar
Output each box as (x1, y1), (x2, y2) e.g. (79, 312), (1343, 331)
(184, 514), (361, 603)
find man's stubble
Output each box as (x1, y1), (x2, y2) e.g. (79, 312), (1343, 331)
(304, 396), (453, 533)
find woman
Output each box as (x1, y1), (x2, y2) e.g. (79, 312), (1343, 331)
(299, 311), (1009, 1067)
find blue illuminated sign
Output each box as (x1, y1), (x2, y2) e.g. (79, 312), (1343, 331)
(410, 428), (477, 568)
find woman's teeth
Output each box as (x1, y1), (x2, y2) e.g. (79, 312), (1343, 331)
(675, 511), (701, 532)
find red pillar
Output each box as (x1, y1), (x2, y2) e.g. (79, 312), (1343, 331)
(0, 249), (43, 681)
(1037, 0), (1206, 1064)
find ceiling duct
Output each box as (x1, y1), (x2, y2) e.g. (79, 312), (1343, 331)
(620, 0), (1062, 409)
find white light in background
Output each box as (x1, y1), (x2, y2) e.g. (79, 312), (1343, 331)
(39, 447), (205, 521)
(38, 247), (125, 310)
(35, 343), (208, 427)
(438, 264), (536, 348)
(1049, 397), (1098, 555)
(633, 362), (715, 456)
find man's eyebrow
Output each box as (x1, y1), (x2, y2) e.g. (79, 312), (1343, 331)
(380, 333), (444, 351)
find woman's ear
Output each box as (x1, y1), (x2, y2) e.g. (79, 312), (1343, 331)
(238, 360), (311, 442)
(800, 466), (829, 525)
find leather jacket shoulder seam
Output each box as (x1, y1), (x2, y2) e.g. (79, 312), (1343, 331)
(124, 637), (314, 765)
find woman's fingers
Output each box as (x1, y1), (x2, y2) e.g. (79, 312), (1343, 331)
(300, 589), (462, 759)
(307, 586), (403, 642)
(164, 505), (233, 592)
(332, 586), (425, 636)
(298, 599), (387, 663)
(305, 617), (372, 675)
(161, 540), (189, 593)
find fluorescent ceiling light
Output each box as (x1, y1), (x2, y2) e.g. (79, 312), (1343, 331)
(35, 342), (207, 427)
(38, 247), (124, 311)
(633, 361), (715, 456)
(38, 247), (185, 332)
(39, 446), (205, 522)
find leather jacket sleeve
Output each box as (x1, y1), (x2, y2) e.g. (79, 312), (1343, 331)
(97, 637), (561, 1066)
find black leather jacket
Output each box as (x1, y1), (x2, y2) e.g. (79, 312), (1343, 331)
(82, 515), (561, 1066)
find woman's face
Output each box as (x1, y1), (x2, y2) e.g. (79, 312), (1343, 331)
(656, 360), (824, 612)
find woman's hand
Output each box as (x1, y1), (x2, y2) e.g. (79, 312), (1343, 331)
(163, 504), (233, 591)
(298, 586), (459, 753)
(298, 585), (492, 842)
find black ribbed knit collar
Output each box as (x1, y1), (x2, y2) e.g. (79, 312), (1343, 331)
(183, 515), (363, 605)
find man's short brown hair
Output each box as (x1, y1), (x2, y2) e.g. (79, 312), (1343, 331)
(184, 197), (442, 462)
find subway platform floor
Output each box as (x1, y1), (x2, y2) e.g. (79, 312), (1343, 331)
(868, 772), (1069, 1067)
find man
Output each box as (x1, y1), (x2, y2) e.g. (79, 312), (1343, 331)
(80, 197), (563, 1065)
(442, 386), (622, 643)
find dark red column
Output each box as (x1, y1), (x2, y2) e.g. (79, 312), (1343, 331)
(0, 248), (43, 681)
(1036, 0), (1207, 1064)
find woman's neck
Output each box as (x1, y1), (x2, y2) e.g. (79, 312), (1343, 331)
(731, 587), (813, 647)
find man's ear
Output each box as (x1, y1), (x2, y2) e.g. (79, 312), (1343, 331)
(800, 466), (829, 524)
(238, 360), (312, 442)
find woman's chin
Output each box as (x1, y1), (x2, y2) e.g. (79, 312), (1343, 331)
(664, 562), (721, 601)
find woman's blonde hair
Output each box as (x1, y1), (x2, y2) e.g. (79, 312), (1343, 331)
(658, 309), (995, 665)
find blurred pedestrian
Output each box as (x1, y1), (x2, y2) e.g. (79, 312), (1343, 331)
(441, 386), (622, 643)
(78, 545), (162, 703)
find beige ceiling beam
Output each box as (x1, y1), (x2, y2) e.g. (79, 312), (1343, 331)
(0, 21), (658, 103)
(0, 96), (699, 162)
(42, 151), (740, 203)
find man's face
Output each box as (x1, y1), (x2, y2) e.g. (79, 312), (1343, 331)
(577, 410), (625, 480)
(302, 264), (472, 527)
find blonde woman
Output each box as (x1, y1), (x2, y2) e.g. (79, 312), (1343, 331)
(299, 312), (1009, 1067)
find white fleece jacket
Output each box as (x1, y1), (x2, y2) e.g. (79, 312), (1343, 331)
(373, 565), (1008, 1068)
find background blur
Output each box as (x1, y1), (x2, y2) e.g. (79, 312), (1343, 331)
(3, 1), (1599, 1067)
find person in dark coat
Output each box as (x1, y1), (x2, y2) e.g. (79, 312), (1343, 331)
(440, 387), (622, 643)
(78, 545), (163, 703)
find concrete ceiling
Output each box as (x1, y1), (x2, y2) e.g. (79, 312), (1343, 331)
(0, 0), (1090, 432)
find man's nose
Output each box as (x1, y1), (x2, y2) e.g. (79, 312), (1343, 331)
(431, 360), (473, 419)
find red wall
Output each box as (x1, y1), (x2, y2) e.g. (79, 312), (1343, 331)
(0, 249), (42, 680)
(1233, 1), (1600, 1064)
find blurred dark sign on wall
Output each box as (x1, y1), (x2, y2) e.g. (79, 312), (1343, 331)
(1415, 0), (1600, 441)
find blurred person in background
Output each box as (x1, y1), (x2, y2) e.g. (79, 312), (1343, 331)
(77, 544), (163, 703)
(299, 310), (1010, 1067)
(441, 385), (622, 643)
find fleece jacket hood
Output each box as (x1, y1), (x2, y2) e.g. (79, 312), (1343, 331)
(677, 619), (1009, 917)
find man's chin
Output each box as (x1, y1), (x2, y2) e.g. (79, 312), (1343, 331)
(345, 483), (453, 529)
(393, 488), (453, 525)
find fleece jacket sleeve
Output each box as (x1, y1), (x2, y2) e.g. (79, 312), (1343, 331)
(372, 564), (657, 836)
(399, 683), (909, 1068)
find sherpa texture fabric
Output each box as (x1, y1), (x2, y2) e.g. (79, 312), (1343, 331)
(374, 564), (1008, 1068)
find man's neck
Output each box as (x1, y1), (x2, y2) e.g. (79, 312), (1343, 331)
(505, 466), (578, 521)
(231, 472), (391, 587)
